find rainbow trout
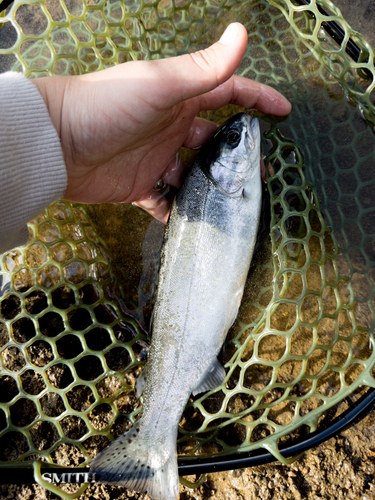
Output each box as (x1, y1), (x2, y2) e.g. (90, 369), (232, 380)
(91, 113), (262, 499)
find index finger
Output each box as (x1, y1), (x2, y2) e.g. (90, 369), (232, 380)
(197, 75), (292, 116)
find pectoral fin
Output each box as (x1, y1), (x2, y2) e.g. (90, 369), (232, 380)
(135, 365), (147, 398)
(192, 358), (226, 396)
(138, 219), (165, 335)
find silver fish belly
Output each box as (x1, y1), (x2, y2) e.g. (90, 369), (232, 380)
(91, 113), (262, 500)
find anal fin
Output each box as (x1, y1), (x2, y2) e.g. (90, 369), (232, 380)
(192, 358), (226, 396)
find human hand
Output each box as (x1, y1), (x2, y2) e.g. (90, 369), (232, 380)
(33, 23), (291, 223)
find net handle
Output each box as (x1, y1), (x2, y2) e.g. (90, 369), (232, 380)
(289, 0), (373, 80)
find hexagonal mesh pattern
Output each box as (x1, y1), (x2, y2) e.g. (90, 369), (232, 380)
(0, 203), (148, 491)
(0, 0), (375, 498)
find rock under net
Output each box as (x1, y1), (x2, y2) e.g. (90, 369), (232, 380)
(0, 0), (375, 498)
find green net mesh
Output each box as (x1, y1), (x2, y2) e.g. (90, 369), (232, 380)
(0, 0), (375, 497)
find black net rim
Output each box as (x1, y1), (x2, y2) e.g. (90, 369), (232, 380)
(1, 386), (375, 483)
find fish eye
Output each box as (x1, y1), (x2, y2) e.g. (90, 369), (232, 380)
(226, 129), (241, 146)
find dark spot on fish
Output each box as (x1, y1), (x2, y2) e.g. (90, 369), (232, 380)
(147, 466), (150, 469)
(128, 440), (132, 444)
(133, 434), (136, 438)
(136, 428), (140, 433)
(141, 464), (144, 467)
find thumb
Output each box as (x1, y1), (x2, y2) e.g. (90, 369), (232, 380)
(159, 23), (248, 106)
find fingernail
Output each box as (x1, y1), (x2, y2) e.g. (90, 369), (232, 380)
(219, 23), (240, 45)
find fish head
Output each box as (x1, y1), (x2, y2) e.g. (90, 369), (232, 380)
(200, 113), (260, 196)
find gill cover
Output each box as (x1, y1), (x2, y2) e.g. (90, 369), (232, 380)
(201, 113), (260, 195)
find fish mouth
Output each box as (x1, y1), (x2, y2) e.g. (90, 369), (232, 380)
(246, 116), (260, 152)
(214, 158), (250, 174)
(228, 113), (259, 155)
(215, 115), (260, 174)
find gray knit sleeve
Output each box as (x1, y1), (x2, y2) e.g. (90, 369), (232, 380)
(0, 71), (67, 254)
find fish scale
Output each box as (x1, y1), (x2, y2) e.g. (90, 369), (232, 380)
(91, 113), (262, 500)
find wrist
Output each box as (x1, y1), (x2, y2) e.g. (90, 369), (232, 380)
(31, 76), (68, 139)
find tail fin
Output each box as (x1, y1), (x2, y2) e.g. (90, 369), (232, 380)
(90, 420), (179, 500)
